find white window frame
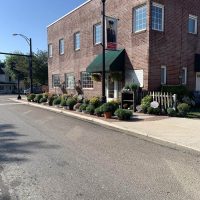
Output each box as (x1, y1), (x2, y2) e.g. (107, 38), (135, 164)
(48, 44), (53, 58)
(188, 15), (198, 34)
(74, 32), (80, 51)
(152, 2), (164, 32)
(94, 23), (102, 45)
(134, 4), (147, 33)
(59, 39), (64, 55)
(161, 65), (167, 85)
(181, 67), (187, 85)
(81, 72), (93, 89)
(65, 73), (75, 89)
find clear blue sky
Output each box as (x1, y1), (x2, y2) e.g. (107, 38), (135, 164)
(0, 0), (86, 61)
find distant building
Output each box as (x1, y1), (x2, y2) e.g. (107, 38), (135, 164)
(0, 67), (16, 94)
(47, 0), (200, 100)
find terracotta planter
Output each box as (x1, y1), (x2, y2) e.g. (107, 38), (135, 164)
(104, 112), (112, 119)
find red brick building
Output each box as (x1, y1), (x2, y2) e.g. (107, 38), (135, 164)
(47, 0), (200, 100)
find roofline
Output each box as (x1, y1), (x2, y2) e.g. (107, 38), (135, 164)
(47, 0), (93, 28)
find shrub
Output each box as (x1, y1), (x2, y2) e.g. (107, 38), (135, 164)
(83, 98), (90, 105)
(147, 107), (160, 115)
(89, 96), (101, 108)
(43, 93), (49, 99)
(60, 98), (67, 107)
(53, 97), (61, 105)
(34, 94), (43, 103)
(66, 98), (76, 110)
(109, 100), (120, 114)
(86, 105), (95, 115)
(80, 104), (87, 111)
(141, 95), (153, 113)
(39, 97), (47, 103)
(114, 109), (132, 120)
(177, 103), (190, 116)
(167, 108), (177, 117)
(94, 106), (103, 117)
(101, 102), (113, 113)
(27, 93), (36, 102)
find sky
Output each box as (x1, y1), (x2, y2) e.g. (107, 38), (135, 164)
(0, 0), (86, 61)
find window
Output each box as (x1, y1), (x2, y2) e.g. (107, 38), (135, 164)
(134, 5), (147, 33)
(188, 15), (197, 34)
(52, 74), (60, 87)
(152, 2), (164, 31)
(181, 67), (187, 85)
(74, 32), (80, 50)
(161, 66), (167, 85)
(48, 44), (52, 58)
(94, 23), (102, 45)
(65, 73), (75, 89)
(81, 72), (93, 89)
(59, 39), (64, 55)
(0, 86), (4, 91)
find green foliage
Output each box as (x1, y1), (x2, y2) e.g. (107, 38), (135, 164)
(161, 85), (189, 99)
(60, 98), (67, 107)
(80, 104), (87, 111)
(39, 97), (47, 103)
(48, 94), (57, 106)
(177, 103), (190, 116)
(89, 96), (101, 108)
(167, 108), (177, 117)
(27, 93), (36, 102)
(91, 73), (101, 82)
(34, 94), (43, 103)
(66, 98), (76, 109)
(83, 98), (90, 105)
(53, 96), (61, 105)
(141, 95), (153, 113)
(147, 107), (160, 115)
(124, 84), (130, 90)
(94, 107), (103, 116)
(114, 109), (132, 120)
(101, 103), (114, 113)
(129, 83), (138, 91)
(86, 105), (95, 115)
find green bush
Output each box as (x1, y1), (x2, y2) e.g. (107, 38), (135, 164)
(167, 108), (177, 117)
(147, 107), (160, 115)
(101, 102), (114, 113)
(27, 93), (36, 102)
(66, 98), (76, 110)
(86, 105), (95, 115)
(60, 98), (67, 107)
(43, 93), (49, 99)
(39, 97), (47, 103)
(141, 95), (153, 113)
(114, 109), (132, 120)
(53, 97), (61, 105)
(94, 106), (103, 117)
(83, 98), (90, 105)
(34, 94), (43, 103)
(89, 96), (101, 108)
(177, 103), (190, 116)
(80, 104), (87, 111)
(129, 83), (138, 91)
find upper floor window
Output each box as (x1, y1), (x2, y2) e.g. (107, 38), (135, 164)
(188, 15), (198, 34)
(94, 23), (102, 45)
(161, 65), (167, 85)
(181, 67), (187, 85)
(81, 72), (93, 89)
(152, 2), (164, 31)
(65, 73), (75, 89)
(59, 39), (64, 55)
(48, 44), (52, 58)
(74, 32), (80, 51)
(134, 5), (147, 33)
(52, 74), (60, 87)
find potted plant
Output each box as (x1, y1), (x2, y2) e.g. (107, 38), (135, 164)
(92, 73), (101, 82)
(66, 98), (76, 110)
(129, 83), (138, 91)
(101, 103), (113, 119)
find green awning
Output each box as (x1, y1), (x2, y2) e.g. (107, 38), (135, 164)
(86, 49), (125, 73)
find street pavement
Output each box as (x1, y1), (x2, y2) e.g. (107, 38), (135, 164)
(0, 95), (200, 200)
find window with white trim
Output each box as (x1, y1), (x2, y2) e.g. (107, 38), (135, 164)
(59, 39), (64, 55)
(74, 32), (80, 50)
(181, 67), (187, 85)
(48, 44), (52, 58)
(65, 73), (75, 89)
(188, 15), (197, 34)
(152, 2), (164, 31)
(161, 66), (167, 85)
(52, 74), (60, 87)
(94, 23), (102, 45)
(134, 5), (147, 33)
(81, 72), (93, 89)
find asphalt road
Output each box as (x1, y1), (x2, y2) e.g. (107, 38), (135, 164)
(0, 95), (200, 200)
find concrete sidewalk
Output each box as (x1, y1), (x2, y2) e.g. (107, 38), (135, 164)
(11, 98), (200, 155)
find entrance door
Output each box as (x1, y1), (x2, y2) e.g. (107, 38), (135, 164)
(196, 73), (200, 91)
(106, 74), (118, 101)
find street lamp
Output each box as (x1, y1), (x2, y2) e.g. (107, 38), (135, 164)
(12, 33), (33, 93)
(101, 0), (106, 103)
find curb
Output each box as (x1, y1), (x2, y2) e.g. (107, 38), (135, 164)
(10, 98), (200, 156)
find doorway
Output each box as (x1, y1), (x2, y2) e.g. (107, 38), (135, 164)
(106, 74), (119, 101)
